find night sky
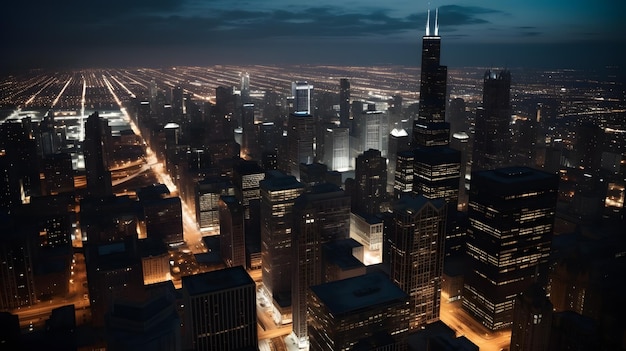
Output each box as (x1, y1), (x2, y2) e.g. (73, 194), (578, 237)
(1, 0), (625, 70)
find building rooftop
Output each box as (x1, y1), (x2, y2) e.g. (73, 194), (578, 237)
(182, 266), (253, 296)
(310, 272), (407, 315)
(392, 195), (446, 216)
(477, 166), (556, 185)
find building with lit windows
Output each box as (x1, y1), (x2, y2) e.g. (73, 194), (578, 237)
(233, 160), (265, 220)
(394, 150), (415, 199)
(510, 284), (553, 351)
(182, 266), (257, 351)
(349, 211), (384, 265)
(287, 112), (315, 179)
(308, 272), (410, 351)
(388, 195), (447, 330)
(353, 149), (387, 216)
(463, 167), (558, 330)
(259, 171), (305, 323)
(291, 183), (351, 348)
(413, 146), (461, 208)
(195, 176), (234, 233)
(292, 81), (313, 115)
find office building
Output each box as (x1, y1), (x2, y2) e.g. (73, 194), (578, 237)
(41, 153), (74, 195)
(339, 78), (351, 128)
(349, 211), (384, 265)
(182, 266), (257, 351)
(413, 146), (461, 208)
(260, 172), (305, 323)
(394, 150), (415, 199)
(241, 103), (258, 160)
(233, 160), (265, 220)
(323, 127), (350, 171)
(291, 183), (351, 347)
(388, 126), (411, 192)
(472, 70), (512, 171)
(353, 149), (387, 215)
(292, 81), (313, 115)
(195, 176), (235, 233)
(83, 111), (113, 197)
(510, 284), (553, 351)
(0, 219), (36, 310)
(388, 195), (447, 330)
(287, 112), (315, 179)
(463, 167), (558, 330)
(413, 9), (449, 148)
(138, 184), (183, 245)
(138, 238), (171, 285)
(219, 195), (246, 268)
(308, 272), (410, 351)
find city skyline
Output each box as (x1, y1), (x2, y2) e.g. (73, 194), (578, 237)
(2, 1), (625, 71)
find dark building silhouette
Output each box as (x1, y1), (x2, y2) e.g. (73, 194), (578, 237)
(472, 70), (512, 171)
(291, 183), (351, 347)
(353, 149), (387, 215)
(138, 184), (183, 245)
(413, 9), (449, 148)
(308, 272), (410, 351)
(287, 112), (315, 179)
(0, 216), (36, 310)
(339, 78), (351, 128)
(388, 195), (447, 330)
(219, 195), (246, 268)
(182, 266), (257, 351)
(463, 167), (558, 330)
(510, 284), (553, 351)
(84, 112), (113, 197)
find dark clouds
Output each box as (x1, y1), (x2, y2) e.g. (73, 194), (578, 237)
(1, 1), (624, 70)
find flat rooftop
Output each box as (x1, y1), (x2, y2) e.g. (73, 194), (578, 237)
(182, 266), (253, 296)
(310, 272), (407, 315)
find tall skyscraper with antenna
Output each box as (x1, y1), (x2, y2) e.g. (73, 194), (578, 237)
(413, 9), (449, 148)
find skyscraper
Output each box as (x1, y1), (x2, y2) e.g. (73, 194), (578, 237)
(182, 266), (257, 351)
(219, 195), (246, 268)
(292, 81), (313, 115)
(413, 9), (449, 148)
(291, 183), (351, 347)
(339, 78), (350, 128)
(322, 127), (350, 171)
(510, 284), (553, 351)
(353, 149), (387, 215)
(463, 167), (558, 330)
(308, 272), (410, 351)
(83, 111), (113, 197)
(388, 195), (447, 330)
(287, 112), (315, 179)
(260, 172), (305, 323)
(472, 70), (512, 171)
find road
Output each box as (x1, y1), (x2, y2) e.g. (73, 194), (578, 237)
(440, 299), (511, 351)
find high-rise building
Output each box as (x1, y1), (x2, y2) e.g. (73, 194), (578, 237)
(241, 103), (257, 160)
(394, 150), (415, 199)
(182, 266), (257, 351)
(353, 149), (387, 215)
(510, 284), (553, 351)
(292, 81), (313, 115)
(0, 218), (36, 310)
(472, 70), (512, 171)
(83, 112), (113, 197)
(291, 183), (351, 347)
(195, 176), (235, 233)
(287, 112), (315, 178)
(339, 79), (351, 128)
(322, 127), (350, 171)
(308, 272), (410, 351)
(138, 184), (184, 245)
(413, 146), (461, 207)
(260, 172), (305, 323)
(218, 195), (246, 268)
(413, 9), (449, 148)
(388, 195), (447, 330)
(233, 160), (265, 220)
(463, 167), (558, 330)
(388, 126), (411, 192)
(171, 85), (184, 121)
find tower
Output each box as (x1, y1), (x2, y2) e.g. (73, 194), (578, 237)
(472, 70), (512, 171)
(259, 172), (305, 323)
(83, 112), (113, 197)
(388, 195), (447, 330)
(291, 183), (351, 347)
(463, 167), (558, 330)
(413, 9), (449, 148)
(292, 81), (313, 115)
(353, 149), (387, 215)
(339, 78), (351, 128)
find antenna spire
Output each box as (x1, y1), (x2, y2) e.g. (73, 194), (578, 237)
(435, 8), (439, 36)
(426, 9), (431, 36)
